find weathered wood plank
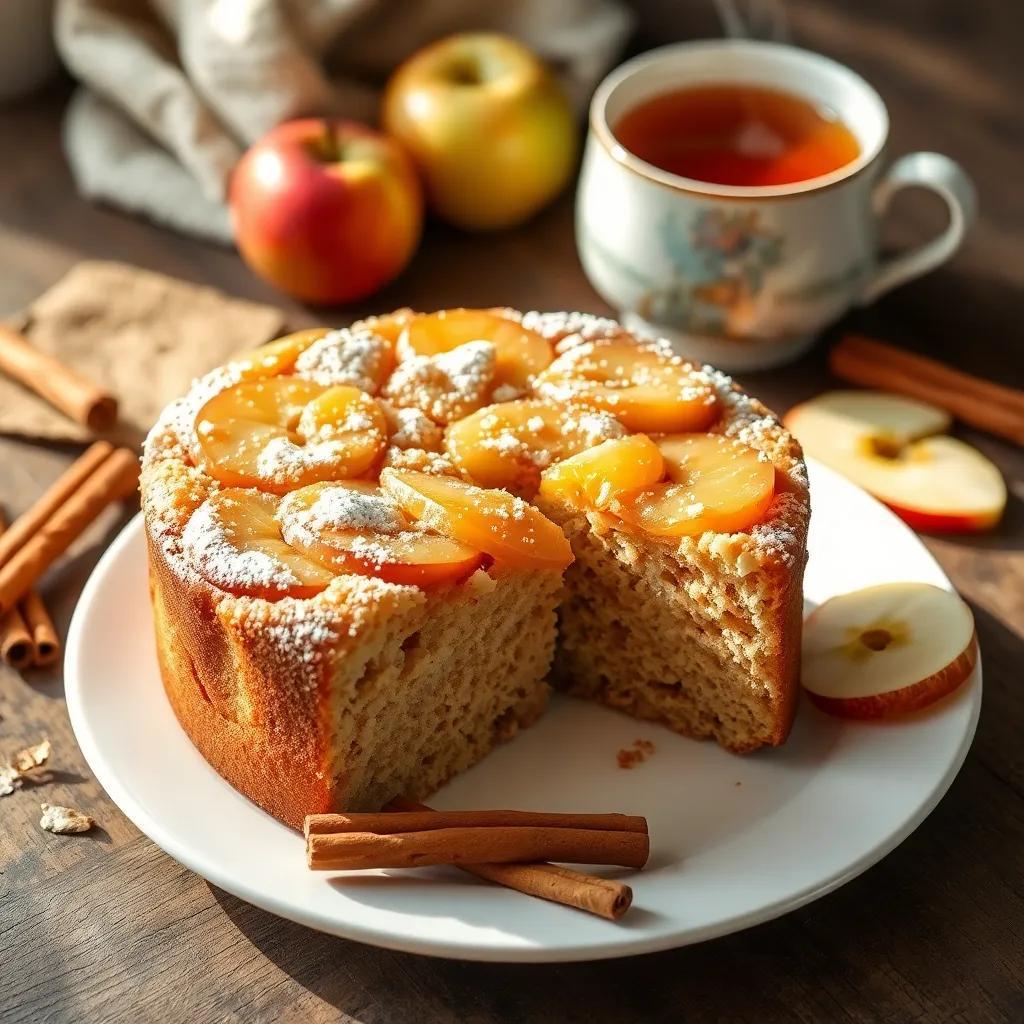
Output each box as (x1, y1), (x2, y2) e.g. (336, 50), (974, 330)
(1, 0), (1022, 1020)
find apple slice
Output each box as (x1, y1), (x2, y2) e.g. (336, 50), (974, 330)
(539, 434), (664, 510)
(230, 328), (331, 381)
(182, 488), (335, 600)
(445, 399), (626, 494)
(279, 481), (483, 587)
(784, 391), (1006, 532)
(399, 309), (553, 390)
(614, 434), (775, 537)
(803, 582), (977, 719)
(533, 338), (718, 433)
(195, 379), (387, 493)
(380, 468), (573, 571)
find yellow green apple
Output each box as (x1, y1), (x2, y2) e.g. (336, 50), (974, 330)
(383, 33), (577, 231)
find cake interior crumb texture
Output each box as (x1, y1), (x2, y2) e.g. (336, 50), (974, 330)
(322, 567), (559, 812)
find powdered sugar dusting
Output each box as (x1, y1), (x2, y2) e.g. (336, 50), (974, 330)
(381, 446), (457, 476)
(294, 487), (403, 536)
(255, 437), (348, 486)
(383, 341), (497, 424)
(295, 328), (392, 393)
(381, 402), (443, 451)
(564, 410), (627, 446)
(519, 310), (622, 353)
(182, 499), (299, 592)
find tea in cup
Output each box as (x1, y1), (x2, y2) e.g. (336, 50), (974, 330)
(576, 40), (976, 371)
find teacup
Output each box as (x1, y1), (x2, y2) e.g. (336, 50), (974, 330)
(576, 39), (976, 371)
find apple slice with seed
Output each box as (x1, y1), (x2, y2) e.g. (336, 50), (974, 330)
(784, 391), (1006, 532)
(802, 582), (978, 719)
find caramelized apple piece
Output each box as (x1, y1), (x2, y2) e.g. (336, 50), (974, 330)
(195, 378), (387, 493)
(539, 434), (664, 510)
(445, 399), (626, 494)
(534, 339), (717, 433)
(399, 309), (553, 390)
(615, 434), (775, 537)
(380, 468), (573, 571)
(279, 481), (483, 587)
(231, 328), (331, 380)
(352, 308), (416, 345)
(182, 488), (334, 599)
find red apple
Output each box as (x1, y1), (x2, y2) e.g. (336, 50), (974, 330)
(784, 391), (1006, 532)
(802, 582), (977, 719)
(230, 119), (423, 304)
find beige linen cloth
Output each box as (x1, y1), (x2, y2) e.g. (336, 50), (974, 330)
(1, 262), (285, 446)
(55, 0), (632, 243)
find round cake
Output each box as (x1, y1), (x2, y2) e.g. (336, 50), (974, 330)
(141, 308), (809, 828)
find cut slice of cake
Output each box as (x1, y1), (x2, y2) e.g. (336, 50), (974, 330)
(537, 383), (807, 752)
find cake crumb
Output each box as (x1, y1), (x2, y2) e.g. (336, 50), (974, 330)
(40, 803), (95, 834)
(616, 737), (656, 769)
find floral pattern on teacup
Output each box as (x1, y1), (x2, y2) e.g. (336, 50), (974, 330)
(638, 209), (784, 338)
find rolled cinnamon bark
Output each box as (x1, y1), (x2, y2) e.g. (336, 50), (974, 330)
(20, 591), (59, 667)
(462, 861), (633, 920)
(0, 447), (139, 617)
(381, 799), (636, 920)
(0, 324), (118, 432)
(0, 606), (34, 669)
(0, 442), (114, 567)
(0, 509), (55, 670)
(830, 335), (1024, 447)
(305, 809), (648, 838)
(307, 825), (650, 871)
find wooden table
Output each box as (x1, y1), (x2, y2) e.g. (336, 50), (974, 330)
(2, 3), (1022, 1021)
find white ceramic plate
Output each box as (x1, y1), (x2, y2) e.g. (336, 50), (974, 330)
(66, 460), (980, 962)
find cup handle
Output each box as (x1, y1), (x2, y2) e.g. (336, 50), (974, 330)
(858, 152), (977, 306)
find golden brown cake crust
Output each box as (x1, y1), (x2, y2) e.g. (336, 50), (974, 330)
(149, 533), (333, 827)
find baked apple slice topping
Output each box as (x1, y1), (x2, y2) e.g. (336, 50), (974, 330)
(195, 378), (387, 493)
(444, 399), (626, 494)
(380, 468), (573, 571)
(539, 434), (664, 510)
(182, 488), (334, 599)
(279, 481), (483, 587)
(615, 434), (775, 537)
(230, 328), (331, 381)
(398, 309), (553, 393)
(802, 582), (977, 718)
(534, 339), (718, 433)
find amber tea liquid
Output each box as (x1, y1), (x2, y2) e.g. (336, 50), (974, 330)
(613, 84), (861, 187)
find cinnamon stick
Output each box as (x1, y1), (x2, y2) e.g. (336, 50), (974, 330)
(306, 825), (649, 871)
(0, 324), (118, 431)
(305, 809), (648, 837)
(831, 335), (1024, 447)
(0, 442), (114, 566)
(20, 591), (59, 667)
(0, 606), (34, 669)
(0, 509), (55, 669)
(384, 799), (635, 920)
(0, 447), (139, 617)
(462, 861), (633, 920)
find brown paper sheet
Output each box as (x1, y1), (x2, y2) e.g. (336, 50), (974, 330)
(0, 261), (286, 447)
